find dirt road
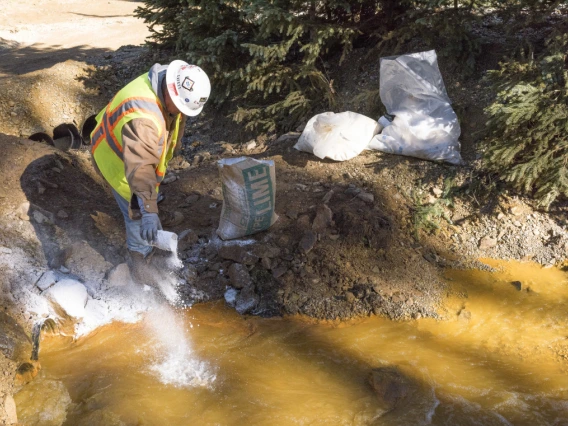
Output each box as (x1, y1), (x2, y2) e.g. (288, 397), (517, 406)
(0, 0), (149, 77)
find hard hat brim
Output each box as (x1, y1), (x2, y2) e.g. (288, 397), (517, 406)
(165, 60), (204, 117)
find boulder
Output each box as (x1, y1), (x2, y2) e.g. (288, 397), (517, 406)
(357, 192), (375, 204)
(45, 279), (88, 318)
(478, 236), (497, 250)
(368, 366), (411, 410)
(35, 270), (59, 291)
(228, 263), (252, 289)
(218, 244), (259, 265)
(299, 231), (317, 253)
(312, 204), (333, 232)
(235, 284), (259, 315)
(14, 379), (72, 426)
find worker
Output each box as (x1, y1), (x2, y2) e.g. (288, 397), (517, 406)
(90, 60), (210, 280)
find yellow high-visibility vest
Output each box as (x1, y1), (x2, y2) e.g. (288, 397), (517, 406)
(91, 74), (181, 202)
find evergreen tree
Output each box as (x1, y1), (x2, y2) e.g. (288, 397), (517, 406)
(482, 31), (568, 208)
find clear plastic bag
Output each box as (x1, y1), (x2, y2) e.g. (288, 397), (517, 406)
(369, 50), (463, 165)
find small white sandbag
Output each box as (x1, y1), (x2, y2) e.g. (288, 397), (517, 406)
(294, 111), (380, 161)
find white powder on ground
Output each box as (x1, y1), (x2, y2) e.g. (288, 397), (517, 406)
(0, 243), (217, 388)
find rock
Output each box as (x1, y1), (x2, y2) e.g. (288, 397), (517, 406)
(275, 132), (301, 144)
(296, 214), (311, 230)
(295, 183), (308, 191)
(328, 234), (340, 241)
(228, 263), (252, 289)
(368, 367), (411, 410)
(425, 194), (437, 205)
(432, 187), (443, 197)
(35, 270), (59, 291)
(458, 309), (471, 321)
(299, 231), (317, 253)
(272, 265), (288, 278)
(161, 175), (178, 185)
(14, 379), (72, 426)
(245, 140), (257, 151)
(4, 394), (17, 424)
(513, 220), (522, 227)
(185, 193), (200, 204)
(63, 241), (113, 283)
(357, 192), (375, 203)
(178, 229), (199, 251)
(37, 182), (46, 194)
(510, 206), (523, 216)
(511, 281), (523, 291)
(59, 266), (70, 274)
(261, 257), (273, 270)
(224, 287), (238, 307)
(345, 187), (361, 196)
(192, 155), (204, 166)
(32, 210), (52, 224)
(345, 291), (356, 303)
(200, 271), (218, 279)
(17, 202), (30, 221)
(0, 246), (12, 254)
(235, 285), (259, 315)
(264, 247), (281, 258)
(56, 210), (69, 219)
(312, 204), (333, 232)
(322, 189), (334, 204)
(218, 244), (259, 265)
(285, 208), (299, 220)
(478, 236), (497, 250)
(45, 279), (89, 318)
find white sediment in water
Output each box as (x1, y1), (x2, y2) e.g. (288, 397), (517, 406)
(145, 305), (216, 389)
(0, 230), (216, 387)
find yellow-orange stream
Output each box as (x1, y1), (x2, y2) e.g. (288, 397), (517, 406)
(15, 260), (568, 425)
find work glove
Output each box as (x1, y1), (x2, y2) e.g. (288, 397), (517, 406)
(140, 212), (162, 244)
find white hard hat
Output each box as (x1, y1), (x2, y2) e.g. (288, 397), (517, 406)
(165, 60), (211, 117)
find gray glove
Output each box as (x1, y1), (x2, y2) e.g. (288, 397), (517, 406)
(140, 212), (162, 243)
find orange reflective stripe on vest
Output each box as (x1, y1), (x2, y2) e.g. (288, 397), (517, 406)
(90, 73), (180, 201)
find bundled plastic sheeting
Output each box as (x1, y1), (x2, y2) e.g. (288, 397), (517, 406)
(294, 111), (380, 161)
(217, 157), (278, 240)
(368, 50), (463, 165)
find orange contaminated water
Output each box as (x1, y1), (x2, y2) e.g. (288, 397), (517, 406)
(14, 260), (568, 425)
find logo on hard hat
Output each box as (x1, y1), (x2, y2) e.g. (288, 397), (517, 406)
(182, 77), (195, 92)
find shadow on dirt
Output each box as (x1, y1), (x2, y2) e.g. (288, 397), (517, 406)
(19, 151), (125, 269)
(0, 38), (112, 76)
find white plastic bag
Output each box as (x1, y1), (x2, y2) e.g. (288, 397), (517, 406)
(294, 111), (379, 161)
(369, 50), (463, 165)
(217, 157), (278, 240)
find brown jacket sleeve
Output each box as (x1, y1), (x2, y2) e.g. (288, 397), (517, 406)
(122, 118), (162, 213)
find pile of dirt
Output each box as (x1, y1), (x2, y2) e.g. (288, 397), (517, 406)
(0, 60), (105, 138)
